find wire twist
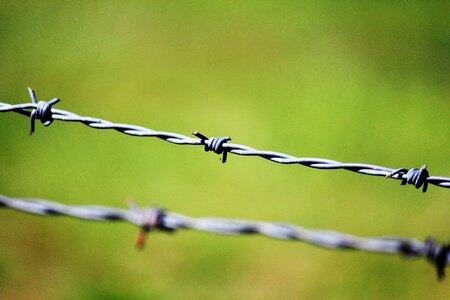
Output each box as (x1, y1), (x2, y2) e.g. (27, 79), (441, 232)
(0, 87), (449, 191)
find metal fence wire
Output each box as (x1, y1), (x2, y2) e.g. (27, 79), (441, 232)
(0, 194), (449, 279)
(0, 87), (449, 192)
(0, 88), (449, 280)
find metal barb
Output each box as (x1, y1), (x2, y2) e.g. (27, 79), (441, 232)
(130, 203), (171, 249)
(27, 87), (60, 135)
(424, 238), (450, 280)
(193, 131), (231, 163)
(386, 165), (429, 192)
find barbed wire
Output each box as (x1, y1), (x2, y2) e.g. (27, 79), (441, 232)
(0, 88), (449, 192)
(0, 194), (448, 279)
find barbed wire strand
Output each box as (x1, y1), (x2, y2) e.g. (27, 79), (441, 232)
(0, 87), (449, 192)
(0, 194), (448, 279)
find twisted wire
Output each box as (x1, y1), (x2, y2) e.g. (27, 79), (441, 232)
(0, 88), (449, 191)
(0, 194), (448, 279)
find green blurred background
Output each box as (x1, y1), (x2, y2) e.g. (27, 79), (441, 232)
(0, 1), (449, 299)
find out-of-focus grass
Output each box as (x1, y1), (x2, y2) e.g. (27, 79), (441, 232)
(0, 1), (449, 299)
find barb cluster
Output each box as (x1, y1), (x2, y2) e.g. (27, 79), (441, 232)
(28, 87), (60, 135)
(0, 194), (448, 279)
(0, 88), (449, 191)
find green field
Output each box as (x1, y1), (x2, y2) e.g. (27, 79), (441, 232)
(0, 1), (449, 299)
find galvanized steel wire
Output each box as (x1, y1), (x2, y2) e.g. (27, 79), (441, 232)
(0, 87), (449, 192)
(0, 194), (448, 279)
